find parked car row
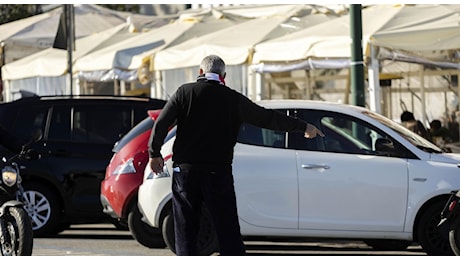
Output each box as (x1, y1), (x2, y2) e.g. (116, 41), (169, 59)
(2, 93), (458, 256)
(103, 99), (460, 256)
(0, 93), (166, 236)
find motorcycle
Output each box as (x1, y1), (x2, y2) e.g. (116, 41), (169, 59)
(438, 190), (460, 255)
(0, 130), (41, 256)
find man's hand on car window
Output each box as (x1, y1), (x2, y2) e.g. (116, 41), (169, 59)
(305, 123), (325, 139)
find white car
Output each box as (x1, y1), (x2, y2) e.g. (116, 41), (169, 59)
(138, 99), (460, 256)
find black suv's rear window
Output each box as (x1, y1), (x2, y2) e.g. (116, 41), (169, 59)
(14, 106), (48, 143)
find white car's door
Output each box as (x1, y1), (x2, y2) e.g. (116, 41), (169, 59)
(296, 151), (408, 232)
(233, 123), (298, 229)
(294, 109), (410, 232)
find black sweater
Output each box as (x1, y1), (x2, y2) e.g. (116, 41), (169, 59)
(148, 78), (307, 164)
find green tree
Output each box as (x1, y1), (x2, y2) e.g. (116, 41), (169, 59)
(0, 4), (42, 25)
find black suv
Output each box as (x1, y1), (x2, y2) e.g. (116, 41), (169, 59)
(0, 94), (166, 236)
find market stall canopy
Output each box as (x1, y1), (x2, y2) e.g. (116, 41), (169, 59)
(370, 5), (460, 61)
(72, 21), (196, 82)
(73, 6), (252, 82)
(152, 17), (286, 70)
(152, 4), (337, 70)
(1, 23), (132, 80)
(0, 4), (171, 64)
(252, 4), (460, 72)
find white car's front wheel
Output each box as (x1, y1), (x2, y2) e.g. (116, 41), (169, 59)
(417, 200), (453, 255)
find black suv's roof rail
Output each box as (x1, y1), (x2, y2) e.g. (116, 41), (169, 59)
(18, 92), (164, 102)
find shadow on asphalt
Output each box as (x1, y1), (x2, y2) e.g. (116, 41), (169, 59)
(37, 224), (132, 240)
(38, 224), (427, 256)
(244, 243), (426, 256)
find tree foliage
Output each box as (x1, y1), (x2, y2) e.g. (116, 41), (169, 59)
(0, 4), (42, 25)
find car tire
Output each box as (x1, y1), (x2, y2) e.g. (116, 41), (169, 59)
(162, 207), (218, 256)
(417, 201), (453, 255)
(363, 239), (412, 251)
(128, 204), (166, 248)
(22, 182), (62, 237)
(112, 219), (129, 231)
(449, 221), (460, 256)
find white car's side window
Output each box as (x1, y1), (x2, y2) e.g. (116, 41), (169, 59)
(237, 124), (286, 148)
(320, 116), (380, 154)
(237, 109), (288, 148)
(293, 109), (406, 158)
(237, 109), (402, 156)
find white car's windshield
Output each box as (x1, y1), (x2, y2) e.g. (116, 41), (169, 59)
(363, 111), (442, 153)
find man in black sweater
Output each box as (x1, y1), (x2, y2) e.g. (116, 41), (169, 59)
(148, 54), (324, 256)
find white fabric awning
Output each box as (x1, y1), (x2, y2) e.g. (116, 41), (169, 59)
(252, 5), (460, 67)
(0, 4), (166, 64)
(153, 5), (336, 70)
(2, 23), (131, 80)
(73, 22), (194, 73)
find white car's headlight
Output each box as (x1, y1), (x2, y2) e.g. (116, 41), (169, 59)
(2, 166), (18, 187)
(113, 158), (136, 175)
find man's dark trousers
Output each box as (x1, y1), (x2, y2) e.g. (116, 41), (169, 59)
(172, 163), (246, 256)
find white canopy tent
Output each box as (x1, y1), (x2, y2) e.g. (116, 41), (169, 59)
(0, 4), (177, 101)
(0, 4), (163, 65)
(72, 16), (239, 97)
(72, 5), (268, 97)
(153, 4), (337, 69)
(0, 4), (342, 100)
(2, 23), (131, 80)
(73, 4), (299, 81)
(73, 21), (195, 80)
(250, 4), (460, 123)
(252, 5), (460, 67)
(153, 17), (288, 70)
(1, 24), (136, 101)
(149, 4), (338, 98)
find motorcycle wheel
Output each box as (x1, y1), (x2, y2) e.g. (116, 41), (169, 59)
(449, 221), (460, 255)
(1, 207), (34, 256)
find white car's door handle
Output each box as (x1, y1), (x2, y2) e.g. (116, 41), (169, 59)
(301, 164), (330, 170)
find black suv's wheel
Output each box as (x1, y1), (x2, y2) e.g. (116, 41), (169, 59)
(128, 204), (165, 248)
(417, 201), (453, 255)
(162, 207), (218, 256)
(21, 183), (62, 237)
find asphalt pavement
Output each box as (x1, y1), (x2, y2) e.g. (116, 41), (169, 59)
(30, 224), (427, 256)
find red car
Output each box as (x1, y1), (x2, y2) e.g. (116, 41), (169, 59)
(100, 109), (168, 248)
